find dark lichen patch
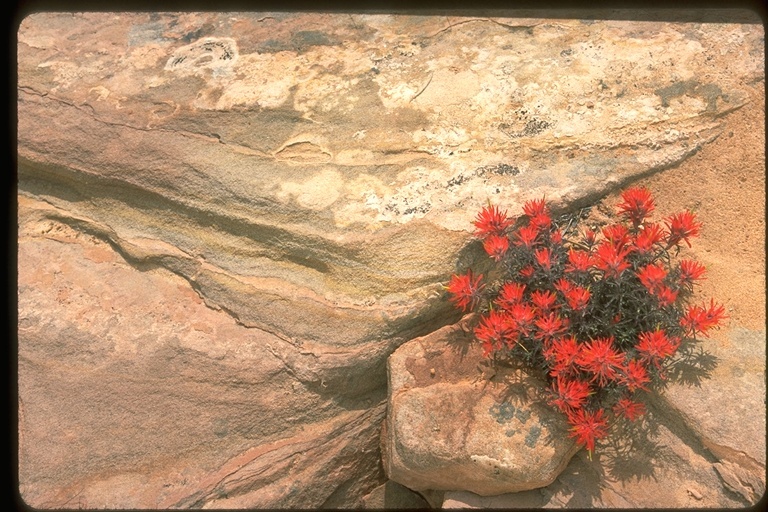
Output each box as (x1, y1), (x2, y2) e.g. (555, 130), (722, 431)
(490, 401), (517, 424)
(476, 163), (520, 177)
(524, 424), (542, 448)
(515, 407), (531, 424)
(655, 79), (724, 112)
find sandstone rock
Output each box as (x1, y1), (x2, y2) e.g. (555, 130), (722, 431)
(383, 316), (580, 496)
(17, 206), (385, 508)
(442, 401), (748, 508)
(361, 480), (430, 509)
(654, 327), (766, 484)
(17, 10), (764, 508)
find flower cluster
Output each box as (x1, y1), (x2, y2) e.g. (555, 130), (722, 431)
(446, 187), (726, 456)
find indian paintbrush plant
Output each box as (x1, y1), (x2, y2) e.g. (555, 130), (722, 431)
(446, 187), (726, 458)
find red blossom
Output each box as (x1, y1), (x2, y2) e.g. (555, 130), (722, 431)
(446, 271), (485, 312)
(602, 224), (631, 249)
(583, 227), (597, 247)
(534, 247), (553, 271)
(531, 290), (559, 312)
(474, 204), (513, 238)
(567, 408), (609, 455)
(523, 197), (548, 218)
(679, 259), (706, 286)
(592, 241), (632, 278)
(665, 210), (702, 248)
(576, 336), (625, 386)
(550, 229), (564, 245)
(515, 224), (540, 248)
(613, 397), (646, 421)
(621, 359), (651, 392)
(508, 302), (536, 336)
(681, 299), (727, 337)
(636, 329), (680, 368)
(495, 282), (526, 311)
(550, 377), (592, 413)
(565, 248), (592, 273)
(654, 284), (679, 307)
(617, 186), (655, 226)
(634, 222), (666, 253)
(564, 285), (591, 311)
(637, 263), (667, 293)
(544, 335), (581, 378)
(475, 310), (517, 355)
(535, 312), (569, 341)
(519, 265), (536, 279)
(483, 234), (510, 262)
(530, 212), (552, 232)
(554, 278), (574, 294)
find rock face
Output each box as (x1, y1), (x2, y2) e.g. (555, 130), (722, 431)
(17, 11), (764, 509)
(383, 316), (581, 495)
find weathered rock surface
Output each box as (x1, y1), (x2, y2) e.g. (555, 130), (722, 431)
(17, 204), (386, 508)
(384, 316), (581, 495)
(361, 480), (430, 509)
(441, 394), (756, 508)
(17, 10), (764, 508)
(655, 327), (766, 504)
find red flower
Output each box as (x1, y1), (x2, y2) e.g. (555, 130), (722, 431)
(535, 312), (568, 340)
(550, 229), (564, 245)
(483, 234), (510, 262)
(531, 290), (558, 312)
(565, 248), (592, 273)
(515, 224), (539, 248)
(679, 259), (706, 286)
(515, 225), (539, 249)
(544, 335), (581, 378)
(633, 222), (665, 253)
(616, 186), (655, 226)
(519, 265), (535, 279)
(567, 408), (608, 455)
(550, 377), (592, 413)
(564, 285), (591, 311)
(592, 241), (632, 278)
(530, 212), (552, 232)
(554, 278), (574, 294)
(446, 270), (485, 312)
(637, 263), (667, 293)
(508, 302), (536, 335)
(602, 223), (631, 249)
(534, 247), (553, 271)
(475, 310), (517, 355)
(621, 359), (650, 392)
(654, 284), (679, 307)
(636, 329), (680, 368)
(613, 397), (646, 421)
(576, 336), (625, 386)
(681, 299), (727, 337)
(665, 210), (702, 248)
(582, 228), (597, 247)
(495, 282), (526, 311)
(474, 204), (513, 238)
(523, 197), (548, 218)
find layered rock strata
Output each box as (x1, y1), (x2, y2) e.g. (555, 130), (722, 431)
(17, 11), (763, 508)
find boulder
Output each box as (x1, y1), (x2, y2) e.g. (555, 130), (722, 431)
(654, 327), (766, 504)
(383, 316), (580, 495)
(17, 10), (764, 508)
(360, 481), (430, 509)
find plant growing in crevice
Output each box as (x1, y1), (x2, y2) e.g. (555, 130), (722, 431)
(446, 187), (726, 457)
